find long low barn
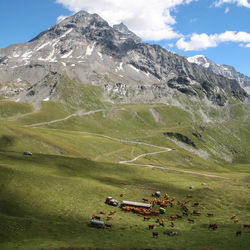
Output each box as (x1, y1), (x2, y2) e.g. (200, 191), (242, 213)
(121, 200), (153, 209)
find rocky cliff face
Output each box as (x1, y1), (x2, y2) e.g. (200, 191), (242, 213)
(0, 11), (248, 107)
(188, 55), (250, 94)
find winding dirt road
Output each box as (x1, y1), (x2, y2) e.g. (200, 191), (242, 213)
(28, 109), (105, 127)
(28, 110), (229, 180)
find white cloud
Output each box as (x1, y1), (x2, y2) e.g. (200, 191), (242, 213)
(55, 0), (196, 40)
(240, 43), (250, 47)
(176, 31), (250, 51)
(56, 15), (69, 23)
(214, 0), (250, 8)
(225, 7), (230, 12)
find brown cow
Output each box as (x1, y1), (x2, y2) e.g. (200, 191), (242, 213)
(183, 211), (188, 216)
(193, 202), (199, 206)
(110, 210), (116, 215)
(209, 224), (218, 230)
(192, 210), (201, 215)
(100, 211), (106, 214)
(94, 215), (101, 220)
(152, 232), (159, 238)
(231, 214), (236, 219)
(164, 194), (170, 199)
(156, 217), (160, 223)
(105, 223), (112, 228)
(186, 195), (192, 198)
(144, 216), (151, 221)
(107, 216), (112, 220)
(170, 215), (177, 220)
(148, 224), (155, 230)
(142, 198), (149, 202)
(207, 213), (214, 217)
(170, 202), (176, 207)
(243, 224), (250, 228)
(176, 214), (182, 219)
(236, 230), (241, 236)
(234, 219), (239, 223)
(171, 221), (175, 227)
(159, 220), (165, 227)
(188, 218), (195, 223)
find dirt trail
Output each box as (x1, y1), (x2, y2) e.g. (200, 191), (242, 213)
(28, 122), (228, 180)
(119, 150), (171, 164)
(119, 162), (229, 179)
(28, 109), (105, 127)
(77, 132), (229, 179)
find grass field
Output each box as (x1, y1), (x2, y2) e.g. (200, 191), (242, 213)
(0, 80), (249, 250)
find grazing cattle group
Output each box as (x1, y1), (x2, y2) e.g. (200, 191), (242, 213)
(89, 190), (249, 247)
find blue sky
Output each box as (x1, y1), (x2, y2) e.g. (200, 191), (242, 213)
(0, 0), (250, 76)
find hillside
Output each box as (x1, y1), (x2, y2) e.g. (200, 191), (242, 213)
(0, 10), (250, 250)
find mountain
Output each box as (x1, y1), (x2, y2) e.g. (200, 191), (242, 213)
(187, 55), (250, 94)
(0, 10), (248, 108)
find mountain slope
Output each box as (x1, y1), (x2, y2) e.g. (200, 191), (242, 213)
(188, 55), (250, 94)
(0, 11), (248, 108)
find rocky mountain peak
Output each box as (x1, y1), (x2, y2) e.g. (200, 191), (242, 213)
(113, 23), (142, 43)
(188, 55), (250, 94)
(0, 10), (248, 107)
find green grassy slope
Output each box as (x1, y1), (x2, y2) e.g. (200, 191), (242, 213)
(0, 79), (249, 249)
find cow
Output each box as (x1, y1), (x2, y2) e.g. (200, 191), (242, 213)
(170, 215), (177, 220)
(164, 193), (170, 198)
(231, 214), (236, 219)
(193, 202), (199, 206)
(156, 217), (160, 223)
(236, 230), (241, 236)
(107, 216), (112, 220)
(152, 232), (159, 238)
(142, 198), (149, 202)
(171, 221), (175, 227)
(148, 224), (155, 230)
(110, 210), (116, 215)
(170, 202), (176, 207)
(144, 216), (151, 221)
(192, 210), (201, 215)
(234, 219), (239, 223)
(105, 223), (112, 228)
(100, 211), (106, 215)
(182, 211), (188, 216)
(209, 224), (218, 230)
(182, 205), (189, 212)
(188, 218), (194, 223)
(176, 214), (182, 219)
(186, 195), (192, 198)
(94, 215), (101, 220)
(207, 213), (214, 217)
(243, 224), (250, 228)
(159, 220), (165, 227)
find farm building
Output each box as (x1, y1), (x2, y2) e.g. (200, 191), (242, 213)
(120, 200), (153, 209)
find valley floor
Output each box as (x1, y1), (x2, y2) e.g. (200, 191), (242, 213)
(0, 93), (250, 249)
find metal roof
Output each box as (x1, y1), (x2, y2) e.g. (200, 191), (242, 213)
(121, 200), (152, 208)
(91, 219), (104, 225)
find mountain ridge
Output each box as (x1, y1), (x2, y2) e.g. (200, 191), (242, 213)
(187, 54), (250, 94)
(0, 10), (248, 109)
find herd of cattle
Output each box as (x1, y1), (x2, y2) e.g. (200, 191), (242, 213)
(89, 191), (250, 241)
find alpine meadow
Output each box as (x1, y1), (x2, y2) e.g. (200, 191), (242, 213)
(0, 11), (250, 250)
